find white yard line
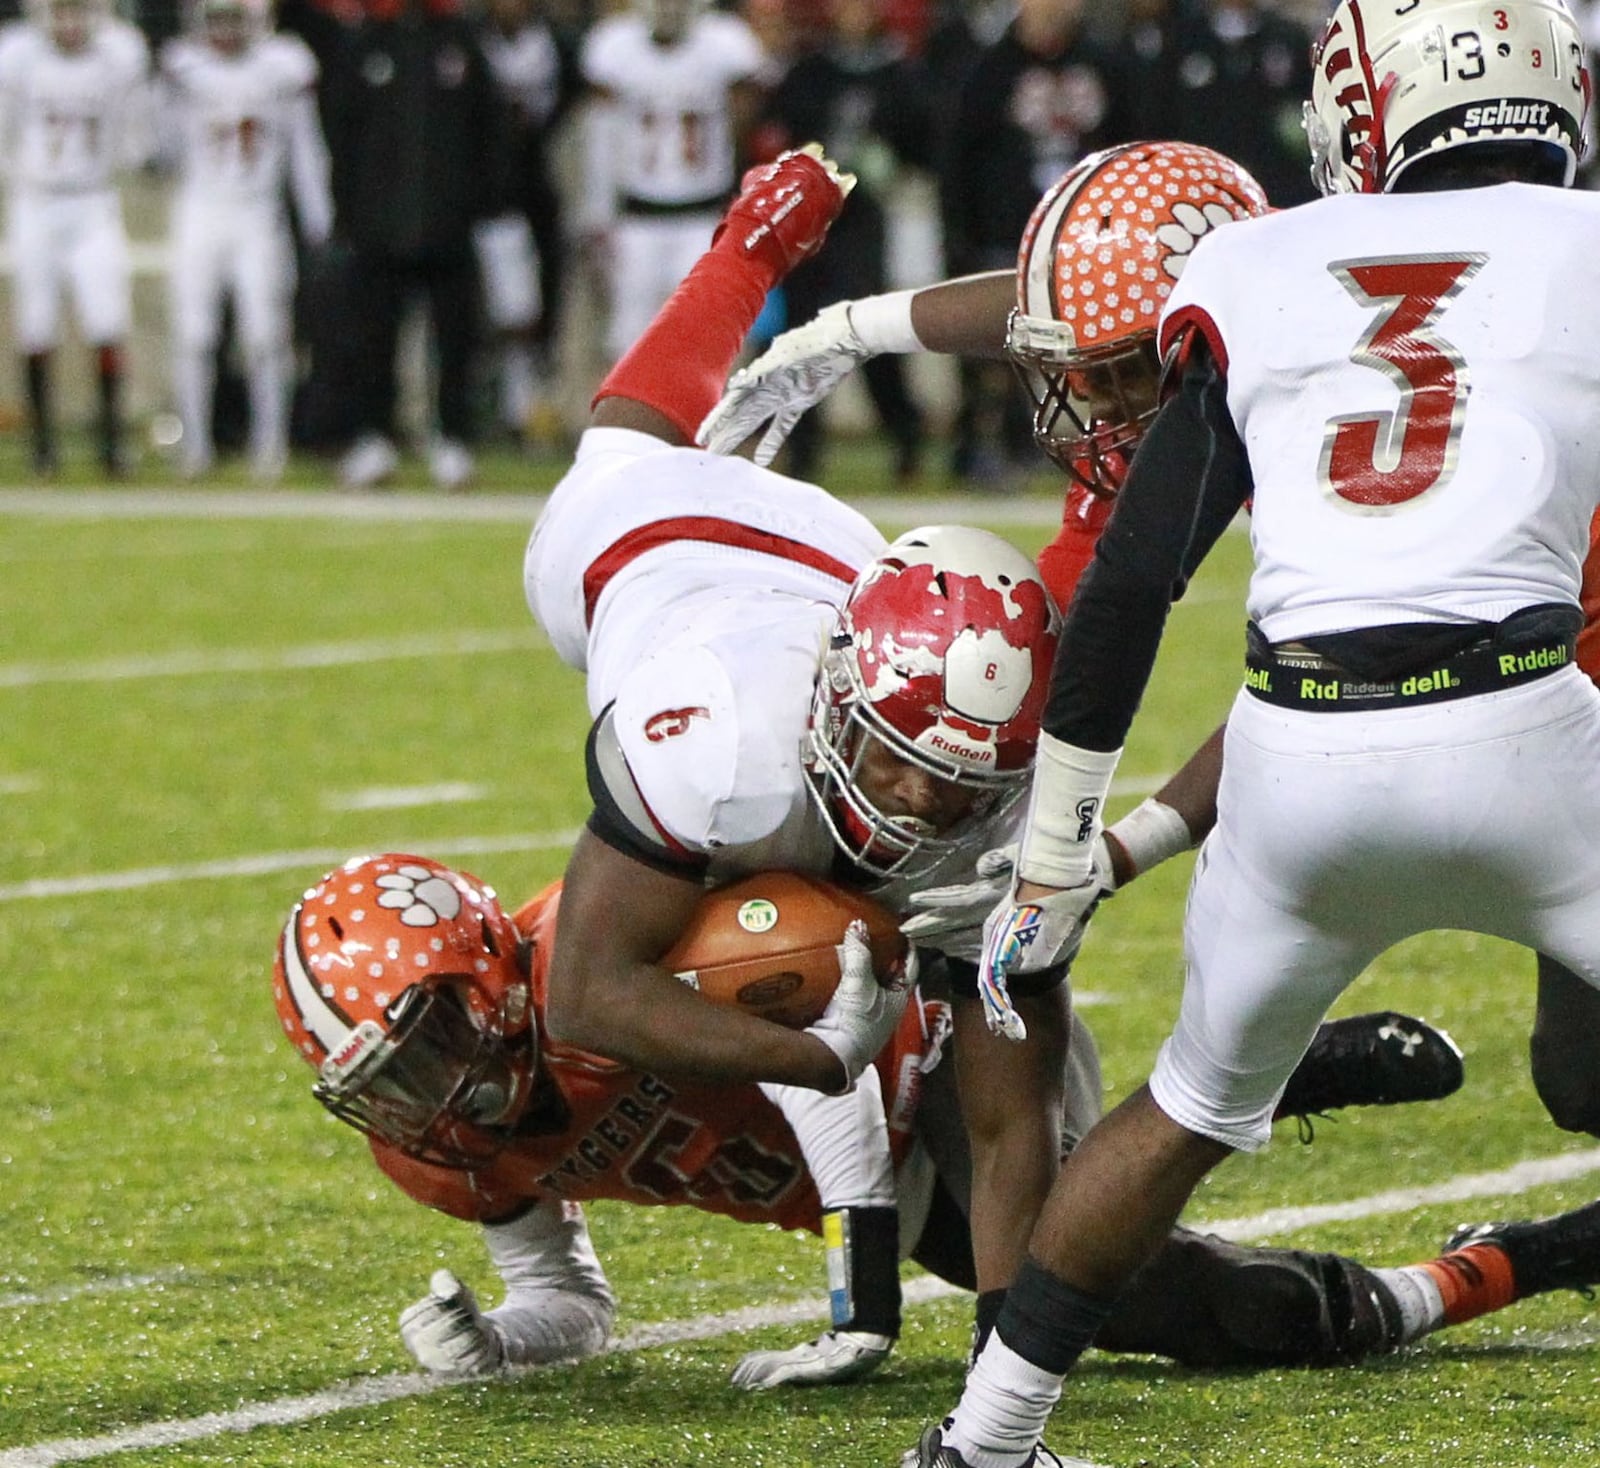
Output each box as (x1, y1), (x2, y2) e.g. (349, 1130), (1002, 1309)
(322, 783), (494, 813)
(3, 1148), (1598, 1465)
(0, 629), (539, 689)
(0, 1272), (185, 1312)
(0, 832), (582, 903)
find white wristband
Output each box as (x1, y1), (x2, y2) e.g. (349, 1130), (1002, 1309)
(1017, 732), (1122, 887)
(844, 290), (923, 355)
(1104, 797), (1195, 879)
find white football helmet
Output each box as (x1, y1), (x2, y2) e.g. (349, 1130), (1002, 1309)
(1007, 141), (1269, 497)
(806, 526), (1059, 879)
(1304, 0), (1591, 195)
(188, 0), (270, 51)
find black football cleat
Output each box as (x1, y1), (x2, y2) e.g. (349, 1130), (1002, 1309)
(1275, 1011), (1463, 1134)
(1443, 1198), (1600, 1301)
(903, 1422), (1091, 1468)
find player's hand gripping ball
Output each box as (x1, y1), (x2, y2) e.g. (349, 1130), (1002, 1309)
(665, 872), (906, 1028)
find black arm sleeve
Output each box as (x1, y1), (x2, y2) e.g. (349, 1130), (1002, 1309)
(1042, 339), (1253, 751)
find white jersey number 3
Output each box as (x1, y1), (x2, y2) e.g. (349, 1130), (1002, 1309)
(1319, 253), (1486, 510)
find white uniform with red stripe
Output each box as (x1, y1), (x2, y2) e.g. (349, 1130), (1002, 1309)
(1145, 184), (1600, 1150)
(578, 11), (764, 360)
(160, 33), (331, 354)
(0, 17), (150, 351)
(526, 426), (1059, 942)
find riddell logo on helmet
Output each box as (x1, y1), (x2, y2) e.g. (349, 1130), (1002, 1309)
(927, 730), (995, 764)
(1461, 99), (1552, 131)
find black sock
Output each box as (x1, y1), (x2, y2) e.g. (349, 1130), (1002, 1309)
(994, 1256), (1115, 1376)
(25, 353), (53, 460)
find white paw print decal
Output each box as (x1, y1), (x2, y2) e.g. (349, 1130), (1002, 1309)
(375, 865), (463, 927)
(1155, 202), (1244, 281)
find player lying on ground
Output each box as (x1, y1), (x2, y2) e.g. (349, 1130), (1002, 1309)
(701, 137), (1600, 1130)
(272, 854), (1598, 1388)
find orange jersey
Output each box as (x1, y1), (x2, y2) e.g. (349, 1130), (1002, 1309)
(371, 884), (943, 1232)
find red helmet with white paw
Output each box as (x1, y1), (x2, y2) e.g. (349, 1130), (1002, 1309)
(806, 526), (1059, 878)
(1008, 141), (1268, 496)
(273, 854), (533, 1168)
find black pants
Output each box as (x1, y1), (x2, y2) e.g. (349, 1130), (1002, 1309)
(348, 243), (481, 445)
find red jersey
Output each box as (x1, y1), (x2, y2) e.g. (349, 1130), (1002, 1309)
(370, 885), (943, 1231)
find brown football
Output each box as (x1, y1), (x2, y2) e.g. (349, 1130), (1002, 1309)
(664, 872), (907, 1029)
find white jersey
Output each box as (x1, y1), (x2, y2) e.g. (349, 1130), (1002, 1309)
(525, 429), (1021, 955)
(579, 11), (761, 206)
(1161, 183), (1600, 643)
(0, 18), (150, 191)
(160, 33), (330, 237)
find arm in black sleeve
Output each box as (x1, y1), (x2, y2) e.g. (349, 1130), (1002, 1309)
(1042, 337), (1253, 751)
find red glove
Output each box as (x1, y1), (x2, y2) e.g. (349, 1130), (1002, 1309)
(712, 144), (856, 279)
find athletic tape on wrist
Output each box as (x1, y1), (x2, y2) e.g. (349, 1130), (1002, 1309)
(1017, 732), (1122, 887)
(1105, 797), (1194, 879)
(844, 290), (922, 355)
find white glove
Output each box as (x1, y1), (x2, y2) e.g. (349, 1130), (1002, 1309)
(804, 919), (914, 1090)
(976, 839), (1116, 1044)
(399, 1269), (505, 1375)
(731, 1328), (893, 1390)
(698, 300), (875, 463)
(899, 845), (1017, 946)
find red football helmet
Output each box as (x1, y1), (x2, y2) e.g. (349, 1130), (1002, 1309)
(273, 854), (534, 1168)
(807, 526), (1059, 878)
(1008, 141), (1268, 496)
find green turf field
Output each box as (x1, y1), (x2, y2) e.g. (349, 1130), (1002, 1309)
(1, 459), (1597, 1467)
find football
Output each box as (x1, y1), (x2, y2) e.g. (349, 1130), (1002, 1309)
(664, 872), (906, 1029)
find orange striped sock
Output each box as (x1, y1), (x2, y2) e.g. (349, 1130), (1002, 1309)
(1417, 1244), (1518, 1324)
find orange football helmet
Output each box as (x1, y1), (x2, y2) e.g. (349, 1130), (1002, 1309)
(1008, 141), (1269, 496)
(273, 854), (534, 1168)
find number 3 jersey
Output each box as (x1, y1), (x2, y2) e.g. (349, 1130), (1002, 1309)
(1159, 183), (1600, 643)
(368, 883), (943, 1229)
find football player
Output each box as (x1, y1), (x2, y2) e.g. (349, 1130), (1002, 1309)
(274, 854), (1597, 1386)
(0, 0), (151, 477)
(925, 2), (1600, 1463)
(702, 135), (1600, 1143)
(158, 0), (332, 481)
(575, 0), (768, 365)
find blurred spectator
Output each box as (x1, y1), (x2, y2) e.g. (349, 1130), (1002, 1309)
(477, 0), (578, 445)
(756, 0), (930, 482)
(323, 0), (508, 490)
(159, 0), (333, 481)
(576, 0), (766, 367)
(0, 0), (152, 477)
(940, 0), (1129, 488)
(1120, 0), (1316, 207)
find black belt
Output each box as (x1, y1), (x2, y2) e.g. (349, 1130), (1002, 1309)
(1245, 634), (1576, 711)
(618, 192), (727, 218)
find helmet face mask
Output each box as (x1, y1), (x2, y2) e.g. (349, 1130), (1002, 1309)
(1305, 0), (1591, 196)
(1008, 142), (1269, 496)
(190, 0), (268, 53)
(1007, 311), (1162, 496)
(805, 526), (1058, 879)
(274, 855), (533, 1169)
